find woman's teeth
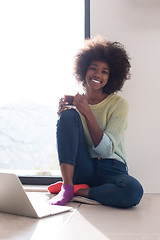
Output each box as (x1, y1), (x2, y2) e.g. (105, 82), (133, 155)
(92, 79), (101, 83)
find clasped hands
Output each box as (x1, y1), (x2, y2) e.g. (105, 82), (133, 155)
(57, 93), (90, 117)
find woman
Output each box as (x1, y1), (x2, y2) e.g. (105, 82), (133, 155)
(48, 36), (143, 208)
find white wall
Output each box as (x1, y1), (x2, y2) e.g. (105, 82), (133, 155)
(91, 0), (160, 193)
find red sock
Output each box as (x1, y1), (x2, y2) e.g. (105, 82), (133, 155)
(48, 181), (63, 194)
(74, 184), (90, 196)
(48, 182), (89, 195)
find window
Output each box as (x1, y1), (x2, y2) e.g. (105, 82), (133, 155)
(0, 0), (90, 184)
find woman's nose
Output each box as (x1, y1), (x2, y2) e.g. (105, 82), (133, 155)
(94, 71), (101, 78)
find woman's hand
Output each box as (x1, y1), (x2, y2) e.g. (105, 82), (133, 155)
(57, 97), (69, 116)
(57, 93), (91, 119)
(73, 93), (91, 117)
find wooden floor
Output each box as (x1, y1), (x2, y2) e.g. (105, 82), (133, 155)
(0, 190), (160, 240)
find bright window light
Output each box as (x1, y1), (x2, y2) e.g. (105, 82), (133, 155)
(0, 0), (85, 176)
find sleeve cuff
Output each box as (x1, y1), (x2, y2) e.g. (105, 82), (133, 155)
(93, 133), (112, 158)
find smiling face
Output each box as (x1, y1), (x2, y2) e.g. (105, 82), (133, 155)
(85, 60), (110, 93)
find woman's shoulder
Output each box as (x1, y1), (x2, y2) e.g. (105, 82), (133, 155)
(89, 94), (128, 111)
(103, 94), (129, 116)
(105, 94), (128, 106)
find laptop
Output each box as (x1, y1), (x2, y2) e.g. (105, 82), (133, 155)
(0, 172), (72, 218)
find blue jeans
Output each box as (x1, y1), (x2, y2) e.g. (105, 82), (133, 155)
(56, 109), (143, 208)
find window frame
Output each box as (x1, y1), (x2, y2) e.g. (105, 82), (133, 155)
(20, 0), (90, 185)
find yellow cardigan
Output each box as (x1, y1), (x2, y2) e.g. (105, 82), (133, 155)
(78, 94), (128, 163)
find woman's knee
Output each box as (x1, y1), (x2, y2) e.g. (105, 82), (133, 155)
(60, 108), (78, 118)
(123, 176), (143, 208)
(59, 109), (79, 123)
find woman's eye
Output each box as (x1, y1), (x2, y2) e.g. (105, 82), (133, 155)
(102, 71), (109, 75)
(90, 67), (96, 71)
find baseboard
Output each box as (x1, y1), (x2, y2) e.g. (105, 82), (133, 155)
(143, 184), (160, 193)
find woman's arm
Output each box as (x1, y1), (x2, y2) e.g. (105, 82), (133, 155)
(73, 93), (103, 147)
(74, 94), (128, 159)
